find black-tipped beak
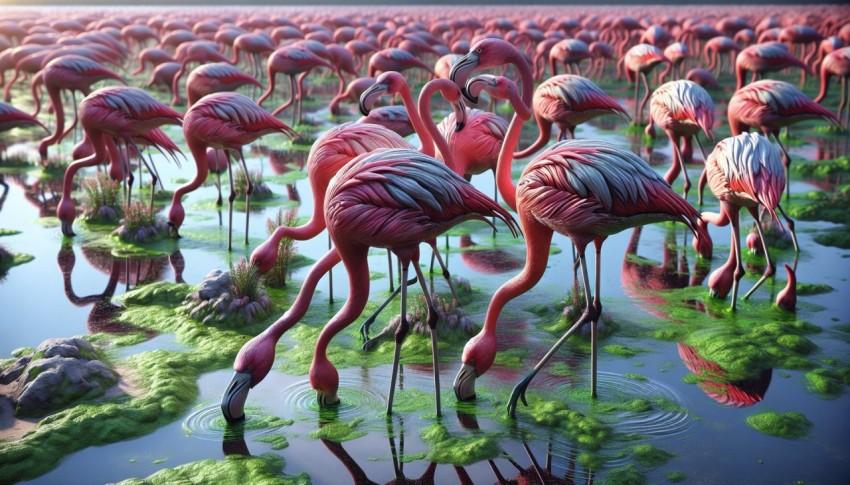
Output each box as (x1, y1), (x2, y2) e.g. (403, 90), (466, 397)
(221, 371), (252, 423)
(450, 51), (480, 102)
(453, 363), (478, 401)
(167, 221), (182, 239)
(452, 101), (467, 132)
(455, 121), (465, 132)
(358, 82), (389, 116)
(465, 75), (496, 105)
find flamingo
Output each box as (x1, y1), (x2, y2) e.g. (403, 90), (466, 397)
(229, 32), (275, 85)
(685, 68), (719, 89)
(644, 79), (716, 200)
(56, 86), (182, 237)
(723, 79), (839, 200)
(309, 149), (519, 416)
(703, 36), (740, 76)
(357, 105), (415, 137)
(184, 62), (262, 109)
(328, 76), (375, 115)
(513, 74), (629, 159)
(548, 38), (592, 76)
(130, 47), (175, 76)
(735, 42), (809, 90)
(1, 101), (47, 165)
(167, 92), (298, 250)
(32, 55), (126, 163)
(622, 43), (671, 125)
(169, 40), (232, 106)
(367, 47), (436, 78)
(814, 47), (850, 128)
(700, 133), (799, 311)
(257, 46), (332, 126)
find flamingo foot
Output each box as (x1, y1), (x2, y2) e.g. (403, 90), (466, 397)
(507, 372), (536, 418)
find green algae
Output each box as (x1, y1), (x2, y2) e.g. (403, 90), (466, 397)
(116, 453), (309, 485)
(795, 283), (834, 296)
(805, 368), (850, 397)
(512, 396), (611, 451)
(152, 458), (167, 464)
(624, 373), (647, 382)
(309, 417), (366, 443)
(266, 171), (308, 185)
(0, 228), (21, 237)
(814, 228), (850, 249)
(667, 471), (687, 482)
(746, 411), (812, 439)
(254, 433), (290, 450)
(122, 281), (194, 307)
(391, 388), (436, 414)
(492, 347), (526, 368)
(420, 424), (501, 466)
(792, 156), (849, 177)
(603, 344), (649, 358)
(0, 252), (34, 270)
(85, 332), (150, 348)
(601, 464), (645, 485)
(630, 444), (674, 467)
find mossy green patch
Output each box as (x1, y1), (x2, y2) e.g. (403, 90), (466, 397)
(0, 252), (34, 270)
(814, 228), (850, 249)
(746, 411), (812, 439)
(309, 417), (366, 443)
(630, 444), (674, 467)
(266, 171), (308, 185)
(805, 368), (849, 397)
(122, 282), (194, 307)
(601, 464), (645, 485)
(420, 424), (501, 466)
(624, 373), (647, 382)
(116, 453), (309, 485)
(391, 388), (436, 414)
(492, 348), (526, 368)
(667, 471), (686, 482)
(513, 395), (610, 451)
(254, 433), (290, 450)
(795, 283), (834, 296)
(603, 344), (648, 358)
(0, 228), (21, 237)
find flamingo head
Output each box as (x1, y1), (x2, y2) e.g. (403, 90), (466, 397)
(432, 78), (467, 131)
(775, 263), (797, 312)
(465, 74), (531, 120)
(221, 332), (277, 423)
(450, 38), (519, 100)
(56, 196), (77, 238)
(167, 202), (185, 238)
(358, 72), (405, 115)
(453, 330), (496, 401)
(708, 260), (734, 299)
(309, 355), (340, 407)
(249, 238), (279, 274)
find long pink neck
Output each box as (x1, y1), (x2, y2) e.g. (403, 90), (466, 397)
(263, 248), (343, 341)
(39, 85), (66, 151)
(813, 64), (831, 103)
(30, 72), (43, 117)
(398, 81), (433, 157)
(266, 170), (332, 246)
(417, 79), (456, 173)
(313, 243), (371, 365)
(495, 87), (532, 212)
(173, 134), (210, 201)
(62, 129), (107, 199)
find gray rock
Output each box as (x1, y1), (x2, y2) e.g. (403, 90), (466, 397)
(0, 356), (30, 385)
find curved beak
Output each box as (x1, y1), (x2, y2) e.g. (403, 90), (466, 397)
(358, 82), (389, 116)
(452, 100), (467, 132)
(464, 75), (497, 105)
(453, 363), (478, 401)
(450, 50), (481, 102)
(221, 371), (252, 423)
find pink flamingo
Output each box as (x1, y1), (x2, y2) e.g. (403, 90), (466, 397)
(32, 55), (126, 163)
(548, 38), (592, 76)
(229, 32), (275, 84)
(325, 44), (359, 96)
(184, 62), (262, 109)
(703, 36), (740, 76)
(328, 76), (375, 115)
(644, 79), (716, 200)
(367, 47), (436, 77)
(356, 105), (415, 137)
(167, 92), (298, 250)
(686, 68), (718, 89)
(814, 47), (850, 128)
(513, 74), (629, 159)
(700, 133), (798, 310)
(587, 40), (615, 81)
(622, 43), (671, 124)
(56, 87), (182, 237)
(257, 46), (332, 125)
(308, 150), (518, 416)
(725, 79), (839, 199)
(144, 61), (181, 100)
(1, 101), (47, 166)
(735, 42), (809, 90)
(130, 47), (174, 76)
(170, 40), (232, 106)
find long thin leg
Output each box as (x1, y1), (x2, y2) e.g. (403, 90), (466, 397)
(235, 150), (252, 246)
(430, 241), (458, 303)
(776, 204), (799, 254)
(591, 239), (604, 399)
(387, 261), (410, 415)
(632, 72), (640, 121)
(359, 275), (418, 345)
(226, 151), (236, 251)
(769, 131), (792, 201)
(411, 261), (441, 417)
(328, 233), (334, 304)
(743, 206), (775, 300)
(507, 250), (595, 417)
(638, 71), (651, 126)
(387, 251), (394, 292)
(728, 206), (744, 311)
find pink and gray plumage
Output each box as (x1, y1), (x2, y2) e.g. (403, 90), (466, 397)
(735, 42), (809, 90)
(185, 62), (262, 108)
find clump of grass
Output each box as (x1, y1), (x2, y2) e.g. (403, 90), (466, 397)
(230, 257), (263, 301)
(233, 168), (273, 200)
(81, 174), (122, 223)
(180, 261), (273, 326)
(114, 201), (165, 243)
(264, 208), (298, 288)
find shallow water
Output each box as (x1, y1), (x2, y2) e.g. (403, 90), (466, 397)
(2, 40), (850, 485)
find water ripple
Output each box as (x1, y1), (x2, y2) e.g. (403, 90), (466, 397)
(182, 404), (287, 442)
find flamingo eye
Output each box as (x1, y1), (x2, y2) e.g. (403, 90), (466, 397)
(475, 48), (482, 54)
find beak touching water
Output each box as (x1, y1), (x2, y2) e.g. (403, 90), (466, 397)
(221, 371), (252, 423)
